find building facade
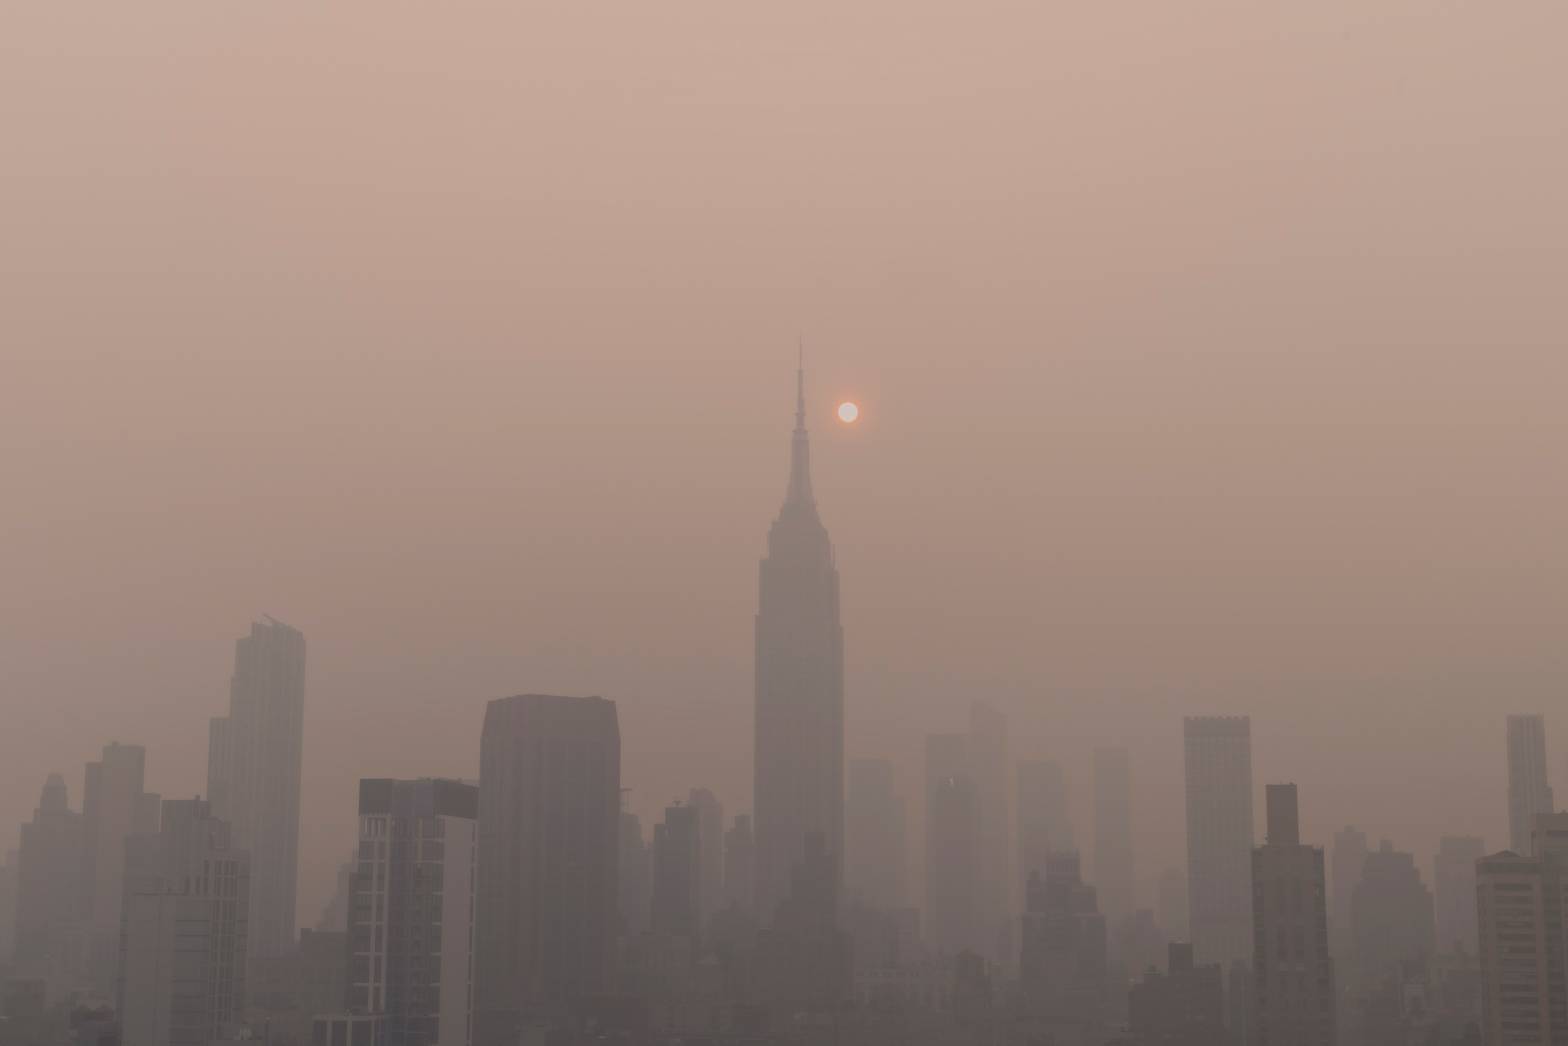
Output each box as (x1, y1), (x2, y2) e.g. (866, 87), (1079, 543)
(1433, 834), (1485, 957)
(83, 741), (160, 997)
(1183, 716), (1255, 969)
(1508, 714), (1554, 857)
(1252, 784), (1335, 1046)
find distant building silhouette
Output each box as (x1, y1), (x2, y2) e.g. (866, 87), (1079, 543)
(1350, 839), (1435, 990)
(753, 361), (845, 920)
(846, 757), (907, 909)
(1093, 747), (1135, 923)
(925, 733), (980, 956)
(1183, 716), (1255, 969)
(1476, 814), (1568, 1044)
(118, 798), (249, 1046)
(1508, 714), (1554, 856)
(207, 616), (306, 957)
(82, 741), (160, 997)
(687, 787), (725, 927)
(13, 773), (86, 1002)
(970, 702), (1011, 952)
(1018, 758), (1073, 899)
(1155, 866), (1189, 942)
(1018, 851), (1108, 1046)
(1128, 942), (1224, 1046)
(1433, 835), (1484, 957)
(618, 809), (652, 935)
(723, 813), (755, 915)
(650, 802), (702, 947)
(0, 848), (16, 962)
(347, 778), (478, 1046)
(474, 694), (620, 1041)
(1252, 784), (1336, 1045)
(757, 831), (850, 1017)
(1330, 825), (1369, 956)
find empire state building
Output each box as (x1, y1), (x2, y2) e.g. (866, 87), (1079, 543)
(753, 362), (845, 920)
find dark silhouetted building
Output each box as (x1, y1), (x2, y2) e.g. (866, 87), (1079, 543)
(0, 848), (16, 961)
(846, 757), (907, 908)
(1330, 825), (1368, 956)
(1128, 942), (1224, 1046)
(1018, 758), (1073, 897)
(348, 778), (478, 1046)
(82, 741), (160, 997)
(753, 361), (845, 921)
(1019, 852), (1108, 1046)
(1434, 835), (1484, 957)
(474, 694), (620, 1042)
(207, 616), (307, 957)
(970, 702), (1011, 953)
(1183, 716), (1254, 970)
(1508, 714), (1553, 857)
(619, 809), (652, 935)
(723, 813), (755, 915)
(1252, 784), (1335, 1046)
(926, 733), (980, 956)
(757, 831), (850, 1018)
(1476, 843), (1554, 1044)
(13, 773), (86, 1001)
(1350, 840), (1435, 990)
(1093, 747), (1135, 923)
(651, 802), (702, 947)
(119, 798), (249, 1046)
(687, 787), (725, 927)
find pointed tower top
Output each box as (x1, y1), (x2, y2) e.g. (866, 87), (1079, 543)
(785, 348), (814, 505)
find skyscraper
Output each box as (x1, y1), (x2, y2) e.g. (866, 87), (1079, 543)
(119, 798), (249, 1046)
(1183, 716), (1255, 969)
(846, 757), (907, 908)
(651, 802), (702, 945)
(13, 773), (86, 1000)
(348, 778), (478, 1046)
(207, 616), (306, 957)
(1349, 840), (1435, 990)
(1476, 848), (1552, 1045)
(474, 694), (620, 1042)
(1017, 758), (1073, 894)
(619, 810), (652, 935)
(1508, 714), (1554, 856)
(753, 361), (845, 921)
(82, 741), (160, 996)
(1251, 784), (1336, 1046)
(723, 814), (755, 915)
(1092, 747), (1135, 923)
(1433, 835), (1484, 957)
(1018, 852), (1109, 1045)
(925, 733), (979, 956)
(687, 788), (725, 927)
(1329, 826), (1368, 955)
(1128, 942), (1224, 1046)
(970, 702), (1011, 945)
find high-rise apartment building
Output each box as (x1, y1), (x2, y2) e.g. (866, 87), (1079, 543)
(1093, 747), (1135, 923)
(1017, 758), (1072, 898)
(754, 363), (845, 921)
(846, 758), (907, 908)
(1508, 715), (1554, 856)
(82, 741), (160, 996)
(1433, 835), (1484, 957)
(1251, 784), (1335, 1046)
(474, 694), (620, 1042)
(118, 798), (249, 1046)
(1475, 814), (1568, 1045)
(348, 778), (478, 1046)
(207, 616), (306, 957)
(1183, 716), (1255, 969)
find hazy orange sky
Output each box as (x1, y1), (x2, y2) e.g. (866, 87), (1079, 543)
(4, 1), (1567, 923)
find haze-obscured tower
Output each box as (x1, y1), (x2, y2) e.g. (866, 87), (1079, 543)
(1329, 826), (1368, 955)
(474, 694), (620, 1042)
(970, 702), (1011, 946)
(846, 757), (907, 908)
(687, 788), (725, 927)
(1251, 784), (1335, 1046)
(1017, 758), (1072, 897)
(754, 360), (845, 920)
(83, 741), (160, 996)
(925, 733), (979, 956)
(1508, 714), (1553, 856)
(13, 774), (86, 1000)
(1092, 747), (1134, 923)
(207, 617), (306, 957)
(1183, 716), (1254, 969)
(1433, 835), (1484, 957)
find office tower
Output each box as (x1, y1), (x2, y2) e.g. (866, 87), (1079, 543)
(651, 803), (702, 945)
(1508, 715), (1554, 856)
(754, 361), (845, 920)
(1433, 835), (1485, 957)
(1093, 747), (1135, 922)
(1476, 818), (1566, 1046)
(758, 831), (851, 1014)
(13, 773), (87, 1000)
(686, 788), (725, 926)
(1156, 867), (1189, 941)
(119, 798), (249, 1046)
(1018, 852), (1108, 1045)
(207, 616), (307, 957)
(846, 758), (907, 908)
(723, 814), (755, 914)
(1018, 759), (1073, 893)
(1329, 826), (1368, 955)
(1128, 942), (1225, 1046)
(347, 779), (478, 1046)
(1350, 840), (1435, 988)
(619, 811), (652, 935)
(925, 733), (979, 955)
(82, 741), (160, 996)
(474, 694), (620, 1042)
(1183, 716), (1255, 969)
(1251, 784), (1335, 1046)
(970, 702), (1011, 942)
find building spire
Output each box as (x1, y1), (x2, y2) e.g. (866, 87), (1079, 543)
(786, 345), (814, 505)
